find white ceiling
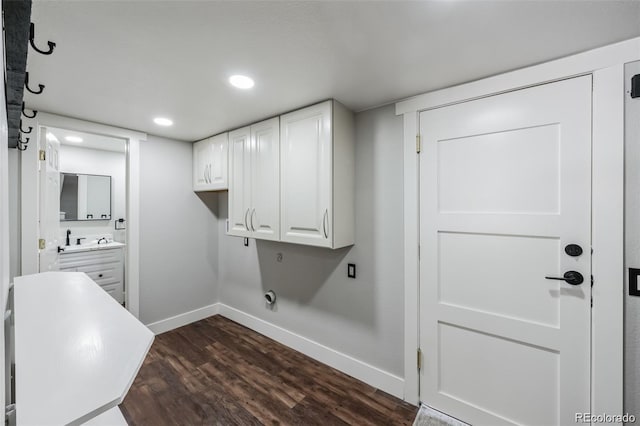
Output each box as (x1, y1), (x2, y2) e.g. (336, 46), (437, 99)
(48, 127), (126, 153)
(24, 1), (640, 142)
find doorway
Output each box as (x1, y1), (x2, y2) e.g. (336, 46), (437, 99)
(418, 76), (592, 425)
(20, 112), (145, 317)
(39, 127), (128, 305)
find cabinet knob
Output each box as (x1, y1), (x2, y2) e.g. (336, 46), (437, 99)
(98, 274), (103, 278)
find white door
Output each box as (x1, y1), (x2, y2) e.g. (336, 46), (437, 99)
(280, 101), (332, 247)
(193, 138), (210, 191)
(419, 76), (591, 425)
(38, 127), (62, 272)
(208, 133), (228, 189)
(251, 118), (280, 241)
(228, 127), (252, 237)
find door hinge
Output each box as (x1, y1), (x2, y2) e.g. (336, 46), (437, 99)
(38, 150), (46, 161)
(416, 134), (421, 154)
(417, 348), (422, 370)
(38, 239), (45, 250)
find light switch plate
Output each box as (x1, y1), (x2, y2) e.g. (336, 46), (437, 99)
(629, 268), (640, 296)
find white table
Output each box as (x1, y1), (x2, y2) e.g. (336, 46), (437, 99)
(14, 272), (154, 425)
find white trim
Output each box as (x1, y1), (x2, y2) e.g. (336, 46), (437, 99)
(20, 113), (146, 318)
(20, 140), (38, 275)
(402, 112), (419, 405)
(398, 39), (637, 411)
(591, 65), (624, 417)
(145, 303), (221, 335)
(218, 304), (405, 399)
(125, 135), (141, 318)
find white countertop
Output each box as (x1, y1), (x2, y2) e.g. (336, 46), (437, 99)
(14, 272), (153, 426)
(61, 241), (126, 254)
(82, 406), (127, 425)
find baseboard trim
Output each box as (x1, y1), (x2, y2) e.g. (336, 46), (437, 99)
(145, 303), (221, 335)
(218, 304), (405, 399)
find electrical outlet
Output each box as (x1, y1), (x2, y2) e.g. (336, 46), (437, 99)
(244, 238), (249, 247)
(348, 263), (356, 279)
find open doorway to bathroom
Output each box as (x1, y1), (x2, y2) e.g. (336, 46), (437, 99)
(40, 126), (128, 306)
(21, 113), (144, 317)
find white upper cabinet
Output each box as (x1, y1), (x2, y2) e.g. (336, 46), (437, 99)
(193, 133), (228, 191)
(228, 127), (252, 237)
(280, 100), (354, 249)
(228, 117), (280, 240)
(251, 118), (280, 240)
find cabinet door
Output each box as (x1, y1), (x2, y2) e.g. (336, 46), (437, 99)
(208, 133), (228, 190)
(251, 118), (280, 241)
(193, 138), (211, 191)
(228, 127), (252, 237)
(280, 101), (332, 247)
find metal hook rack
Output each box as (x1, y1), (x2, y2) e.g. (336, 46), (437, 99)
(29, 22), (56, 55)
(20, 121), (33, 134)
(24, 72), (44, 95)
(21, 102), (37, 119)
(17, 135), (30, 151)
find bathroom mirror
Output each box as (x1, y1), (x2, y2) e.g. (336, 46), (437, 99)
(60, 172), (112, 221)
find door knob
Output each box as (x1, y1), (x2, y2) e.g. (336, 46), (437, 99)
(565, 244), (583, 257)
(545, 271), (584, 285)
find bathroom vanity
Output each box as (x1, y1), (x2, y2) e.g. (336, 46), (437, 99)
(58, 242), (125, 304)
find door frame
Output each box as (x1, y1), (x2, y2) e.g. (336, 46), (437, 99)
(397, 36), (640, 416)
(20, 113), (146, 318)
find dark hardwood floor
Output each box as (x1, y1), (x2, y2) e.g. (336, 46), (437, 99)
(121, 315), (418, 425)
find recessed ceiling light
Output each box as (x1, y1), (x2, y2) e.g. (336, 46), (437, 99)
(65, 136), (83, 143)
(229, 75), (255, 89)
(153, 117), (173, 126)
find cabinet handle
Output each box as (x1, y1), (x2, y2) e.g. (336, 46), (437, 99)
(251, 209), (256, 232)
(244, 208), (250, 231)
(323, 209), (329, 239)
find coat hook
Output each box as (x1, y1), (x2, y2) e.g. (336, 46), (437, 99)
(16, 137), (29, 151)
(29, 23), (56, 55)
(24, 72), (44, 95)
(22, 103), (37, 119)
(20, 120), (33, 134)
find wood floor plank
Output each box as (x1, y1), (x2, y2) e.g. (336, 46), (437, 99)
(121, 316), (418, 425)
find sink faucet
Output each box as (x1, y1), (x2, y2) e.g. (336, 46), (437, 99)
(66, 229), (71, 246)
(97, 237), (108, 245)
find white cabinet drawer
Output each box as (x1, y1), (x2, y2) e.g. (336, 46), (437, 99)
(63, 262), (122, 286)
(59, 248), (123, 268)
(59, 247), (124, 303)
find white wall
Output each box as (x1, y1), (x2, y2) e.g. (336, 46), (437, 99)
(624, 60), (640, 418)
(139, 135), (219, 325)
(58, 145), (126, 242)
(0, 32), (8, 421)
(217, 104), (405, 376)
(9, 150), (20, 282)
